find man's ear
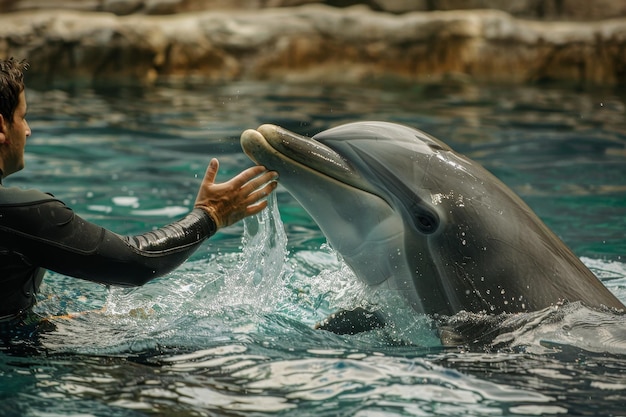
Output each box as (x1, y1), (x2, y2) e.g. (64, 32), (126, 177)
(0, 114), (7, 144)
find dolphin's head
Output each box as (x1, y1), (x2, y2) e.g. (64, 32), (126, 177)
(241, 122), (535, 315)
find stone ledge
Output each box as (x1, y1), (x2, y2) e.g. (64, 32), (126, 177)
(2, 0), (626, 20)
(1, 5), (625, 85)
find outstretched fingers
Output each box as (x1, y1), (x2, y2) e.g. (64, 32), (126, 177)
(195, 160), (278, 229)
(203, 158), (220, 185)
(230, 165), (271, 190)
(244, 199), (269, 218)
(243, 181), (278, 213)
(240, 169), (278, 195)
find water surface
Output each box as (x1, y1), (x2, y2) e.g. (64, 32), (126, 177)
(1, 80), (625, 417)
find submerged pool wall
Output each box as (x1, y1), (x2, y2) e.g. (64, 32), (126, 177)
(0, 0), (625, 86)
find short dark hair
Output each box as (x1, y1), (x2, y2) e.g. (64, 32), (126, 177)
(0, 58), (28, 125)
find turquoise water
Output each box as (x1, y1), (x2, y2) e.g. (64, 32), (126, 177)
(1, 80), (626, 416)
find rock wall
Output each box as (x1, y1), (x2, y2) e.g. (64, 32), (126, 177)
(1, 2), (625, 85)
(2, 0), (626, 20)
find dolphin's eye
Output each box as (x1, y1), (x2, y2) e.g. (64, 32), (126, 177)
(428, 143), (446, 152)
(411, 207), (439, 234)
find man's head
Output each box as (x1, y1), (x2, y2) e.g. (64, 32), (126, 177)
(0, 58), (28, 125)
(0, 58), (30, 178)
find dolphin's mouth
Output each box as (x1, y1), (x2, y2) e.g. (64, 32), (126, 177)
(241, 124), (362, 187)
(241, 124), (406, 289)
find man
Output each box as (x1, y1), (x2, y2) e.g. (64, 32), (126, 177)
(0, 58), (278, 324)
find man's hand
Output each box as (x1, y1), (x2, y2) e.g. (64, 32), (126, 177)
(194, 158), (278, 229)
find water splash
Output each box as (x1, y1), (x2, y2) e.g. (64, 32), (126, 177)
(221, 192), (291, 311)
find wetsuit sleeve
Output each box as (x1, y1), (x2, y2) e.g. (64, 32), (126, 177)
(1, 196), (217, 287)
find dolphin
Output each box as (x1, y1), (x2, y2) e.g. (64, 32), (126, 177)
(240, 122), (625, 319)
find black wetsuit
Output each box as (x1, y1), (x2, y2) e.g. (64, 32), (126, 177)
(0, 183), (216, 321)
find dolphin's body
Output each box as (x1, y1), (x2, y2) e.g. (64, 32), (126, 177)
(241, 122), (625, 316)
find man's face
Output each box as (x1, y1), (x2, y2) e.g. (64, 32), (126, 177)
(1, 90), (31, 177)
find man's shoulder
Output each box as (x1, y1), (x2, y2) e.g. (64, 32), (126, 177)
(0, 186), (57, 206)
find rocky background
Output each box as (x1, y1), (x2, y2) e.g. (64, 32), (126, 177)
(1, 0), (625, 85)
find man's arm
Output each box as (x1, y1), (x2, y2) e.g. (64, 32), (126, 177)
(0, 158), (277, 287)
(2, 197), (216, 286)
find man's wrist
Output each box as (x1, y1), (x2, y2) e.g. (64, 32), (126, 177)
(192, 207), (218, 237)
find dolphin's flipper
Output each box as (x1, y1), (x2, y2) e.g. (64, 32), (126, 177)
(436, 314), (509, 347)
(315, 307), (386, 335)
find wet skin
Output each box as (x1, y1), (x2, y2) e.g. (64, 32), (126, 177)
(241, 122), (625, 316)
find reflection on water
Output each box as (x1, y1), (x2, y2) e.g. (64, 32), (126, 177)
(1, 80), (625, 416)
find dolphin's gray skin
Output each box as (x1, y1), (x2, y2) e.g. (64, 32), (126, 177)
(241, 122), (625, 317)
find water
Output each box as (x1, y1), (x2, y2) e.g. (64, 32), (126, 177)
(1, 79), (625, 416)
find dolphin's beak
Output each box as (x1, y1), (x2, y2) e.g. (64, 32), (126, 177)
(241, 124), (356, 181)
